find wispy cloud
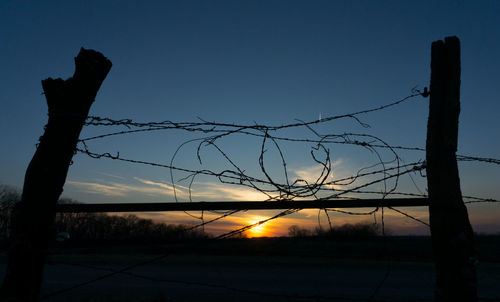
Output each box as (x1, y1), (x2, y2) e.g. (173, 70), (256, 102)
(69, 160), (351, 203)
(190, 182), (270, 201)
(67, 176), (270, 201)
(133, 177), (192, 199)
(133, 177), (190, 192)
(291, 159), (345, 190)
(132, 177), (269, 201)
(66, 181), (130, 197)
(67, 179), (183, 198)
(96, 172), (126, 180)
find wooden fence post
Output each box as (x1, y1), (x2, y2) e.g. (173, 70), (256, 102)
(426, 36), (477, 301)
(0, 48), (111, 302)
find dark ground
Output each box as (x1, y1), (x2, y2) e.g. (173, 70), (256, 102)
(1, 236), (499, 301)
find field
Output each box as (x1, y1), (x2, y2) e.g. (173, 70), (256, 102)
(1, 236), (500, 301)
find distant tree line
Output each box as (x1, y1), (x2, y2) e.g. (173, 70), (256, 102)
(54, 211), (210, 243)
(2, 184), (384, 243)
(288, 222), (382, 240)
(0, 185), (209, 243)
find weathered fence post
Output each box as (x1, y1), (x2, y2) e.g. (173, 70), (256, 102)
(0, 48), (111, 302)
(426, 36), (477, 301)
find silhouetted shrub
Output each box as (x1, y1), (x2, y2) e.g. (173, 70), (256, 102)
(289, 222), (381, 240)
(329, 222), (381, 240)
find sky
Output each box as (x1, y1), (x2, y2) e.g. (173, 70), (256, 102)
(1, 0), (499, 237)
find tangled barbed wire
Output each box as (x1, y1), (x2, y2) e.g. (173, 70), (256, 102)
(75, 89), (499, 236)
(35, 88), (500, 301)
(77, 92), (418, 234)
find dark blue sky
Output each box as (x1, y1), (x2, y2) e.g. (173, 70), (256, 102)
(1, 1), (499, 234)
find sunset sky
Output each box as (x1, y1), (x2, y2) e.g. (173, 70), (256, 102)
(1, 1), (499, 237)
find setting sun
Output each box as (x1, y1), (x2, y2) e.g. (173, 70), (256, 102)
(246, 216), (270, 237)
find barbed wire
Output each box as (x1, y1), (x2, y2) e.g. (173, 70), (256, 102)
(457, 155), (500, 165)
(388, 207), (430, 227)
(36, 89), (500, 301)
(84, 91), (423, 130)
(74, 86), (499, 239)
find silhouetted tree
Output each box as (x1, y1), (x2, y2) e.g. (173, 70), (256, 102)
(1, 48), (112, 302)
(288, 225), (311, 237)
(0, 185), (20, 239)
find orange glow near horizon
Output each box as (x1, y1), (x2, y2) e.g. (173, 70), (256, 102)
(132, 207), (446, 237)
(246, 216), (272, 237)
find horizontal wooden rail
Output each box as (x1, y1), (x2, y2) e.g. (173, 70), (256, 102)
(55, 198), (429, 213)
